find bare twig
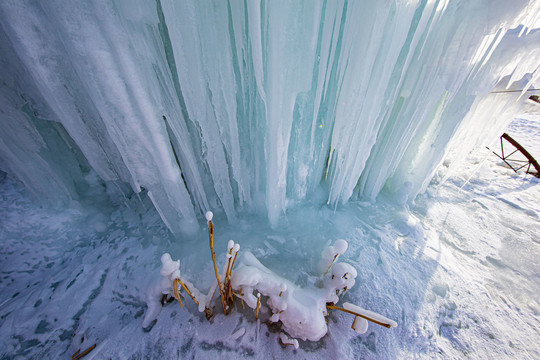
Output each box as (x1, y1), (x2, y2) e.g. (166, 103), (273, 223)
(72, 344), (96, 360)
(208, 219), (226, 314)
(326, 305), (392, 328)
(174, 278), (199, 306)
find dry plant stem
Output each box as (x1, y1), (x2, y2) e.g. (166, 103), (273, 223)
(72, 349), (80, 359)
(174, 278), (199, 306)
(233, 290), (245, 308)
(324, 254), (340, 275)
(208, 220), (227, 314)
(72, 344), (96, 360)
(224, 248), (234, 303)
(225, 250), (239, 304)
(326, 305), (392, 328)
(282, 342), (296, 347)
(208, 282), (218, 305)
(255, 296), (261, 319)
(224, 248), (233, 282)
(173, 280), (184, 307)
(233, 291), (245, 309)
(351, 316), (358, 330)
(228, 251), (239, 278)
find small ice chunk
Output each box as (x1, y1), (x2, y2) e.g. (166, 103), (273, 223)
(333, 239), (348, 254)
(228, 239), (234, 250)
(331, 263), (357, 280)
(170, 269), (181, 280)
(142, 283), (163, 329)
(161, 253), (172, 264)
(160, 254), (179, 277)
(270, 313), (280, 322)
(231, 327), (245, 340)
(159, 277), (171, 293)
(233, 243), (240, 252)
(205, 211), (213, 221)
(279, 333), (299, 349)
(352, 316), (369, 334)
(160, 260), (179, 277)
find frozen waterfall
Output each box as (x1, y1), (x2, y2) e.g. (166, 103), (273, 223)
(1, 0), (539, 234)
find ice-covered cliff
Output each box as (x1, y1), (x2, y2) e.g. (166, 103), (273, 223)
(1, 0), (539, 233)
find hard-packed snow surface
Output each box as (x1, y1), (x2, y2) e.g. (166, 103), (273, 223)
(1, 0), (540, 232)
(0, 116), (539, 358)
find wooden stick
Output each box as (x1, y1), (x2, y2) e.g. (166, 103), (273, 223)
(72, 344), (96, 360)
(174, 278), (199, 306)
(326, 305), (392, 328)
(208, 220), (227, 314)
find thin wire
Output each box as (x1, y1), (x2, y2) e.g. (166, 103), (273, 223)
(490, 88), (539, 94)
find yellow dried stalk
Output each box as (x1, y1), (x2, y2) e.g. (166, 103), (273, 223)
(232, 290), (245, 309)
(223, 247), (234, 306)
(224, 248), (234, 282)
(255, 295), (261, 319)
(326, 305), (392, 328)
(72, 344), (96, 360)
(174, 278), (199, 306)
(208, 220), (227, 314)
(323, 254), (340, 275)
(228, 251), (239, 279)
(351, 315), (358, 330)
(208, 282), (218, 305)
(173, 279), (184, 307)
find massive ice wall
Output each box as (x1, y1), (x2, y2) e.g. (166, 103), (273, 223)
(0, 0), (539, 233)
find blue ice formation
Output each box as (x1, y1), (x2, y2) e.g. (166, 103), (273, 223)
(0, 0), (539, 233)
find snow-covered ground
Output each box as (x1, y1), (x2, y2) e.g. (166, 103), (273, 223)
(0, 115), (539, 359)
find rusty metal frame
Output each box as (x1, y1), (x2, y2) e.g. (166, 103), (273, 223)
(492, 133), (540, 177)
